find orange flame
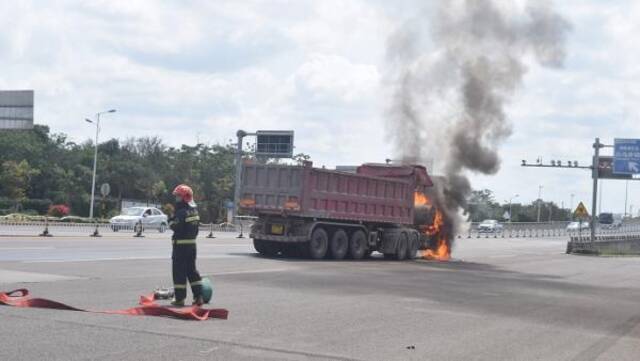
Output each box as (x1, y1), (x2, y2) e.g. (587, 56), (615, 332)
(414, 192), (430, 207)
(421, 237), (450, 261)
(415, 192), (451, 261)
(426, 207), (443, 236)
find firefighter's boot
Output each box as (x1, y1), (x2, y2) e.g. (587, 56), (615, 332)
(192, 296), (204, 306)
(170, 298), (185, 307)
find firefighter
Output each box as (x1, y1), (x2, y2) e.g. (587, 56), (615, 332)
(169, 184), (204, 306)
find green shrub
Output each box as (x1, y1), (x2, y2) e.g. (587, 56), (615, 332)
(0, 198), (13, 209)
(21, 199), (52, 214)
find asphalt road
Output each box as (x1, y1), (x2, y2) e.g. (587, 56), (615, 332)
(1, 231), (640, 361)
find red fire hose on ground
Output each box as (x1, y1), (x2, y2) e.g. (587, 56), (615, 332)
(0, 289), (228, 321)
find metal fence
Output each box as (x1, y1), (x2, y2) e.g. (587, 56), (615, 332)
(3, 218), (640, 240)
(0, 219), (246, 238)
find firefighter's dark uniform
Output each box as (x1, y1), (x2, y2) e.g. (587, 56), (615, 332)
(169, 202), (202, 302)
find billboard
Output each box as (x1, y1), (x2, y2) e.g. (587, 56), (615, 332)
(613, 138), (640, 175)
(255, 130), (294, 158)
(0, 90), (34, 130)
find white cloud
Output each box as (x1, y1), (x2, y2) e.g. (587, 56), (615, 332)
(293, 54), (380, 104)
(1, 0), (639, 214)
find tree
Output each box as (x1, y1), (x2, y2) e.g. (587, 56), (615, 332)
(151, 180), (167, 203)
(0, 160), (40, 208)
(467, 189), (502, 222)
(292, 153), (311, 165)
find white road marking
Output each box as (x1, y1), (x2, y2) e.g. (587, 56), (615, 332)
(0, 247), (55, 250)
(0, 269), (84, 283)
(213, 267), (299, 276)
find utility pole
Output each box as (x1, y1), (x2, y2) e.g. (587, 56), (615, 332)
(591, 138), (602, 244)
(624, 180), (629, 218)
(537, 185), (543, 223)
(598, 181), (603, 215)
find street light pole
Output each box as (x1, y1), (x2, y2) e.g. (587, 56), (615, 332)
(233, 130), (247, 221)
(507, 194), (519, 223)
(570, 193), (575, 212)
(537, 185), (543, 223)
(86, 109), (116, 219)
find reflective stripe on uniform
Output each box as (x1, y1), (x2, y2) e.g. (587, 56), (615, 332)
(175, 239), (196, 245)
(190, 280), (203, 286)
(174, 284), (187, 289)
(185, 216), (200, 223)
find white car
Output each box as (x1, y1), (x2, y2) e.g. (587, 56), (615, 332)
(566, 221), (590, 231)
(110, 207), (168, 233)
(478, 219), (504, 233)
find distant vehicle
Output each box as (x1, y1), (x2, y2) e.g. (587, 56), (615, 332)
(478, 219), (503, 233)
(598, 213), (623, 229)
(110, 207), (168, 232)
(566, 221), (589, 231)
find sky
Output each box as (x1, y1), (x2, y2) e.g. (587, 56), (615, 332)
(1, 0), (639, 215)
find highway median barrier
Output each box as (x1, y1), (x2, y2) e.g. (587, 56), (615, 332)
(133, 220), (145, 238)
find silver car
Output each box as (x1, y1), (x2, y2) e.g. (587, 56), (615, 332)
(110, 207), (169, 233)
(478, 219), (504, 233)
(566, 221), (590, 232)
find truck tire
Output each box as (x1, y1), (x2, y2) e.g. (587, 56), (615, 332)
(328, 229), (349, 260)
(395, 233), (408, 261)
(254, 239), (279, 257)
(407, 233), (419, 260)
(308, 228), (329, 259)
(348, 230), (367, 260)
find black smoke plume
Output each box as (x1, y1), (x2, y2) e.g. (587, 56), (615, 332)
(386, 0), (571, 249)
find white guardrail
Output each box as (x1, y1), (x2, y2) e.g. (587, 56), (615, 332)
(0, 219), (248, 238)
(464, 221), (640, 239)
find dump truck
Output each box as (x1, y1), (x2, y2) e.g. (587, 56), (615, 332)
(238, 161), (437, 260)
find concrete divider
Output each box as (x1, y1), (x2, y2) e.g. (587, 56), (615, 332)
(568, 235), (640, 255)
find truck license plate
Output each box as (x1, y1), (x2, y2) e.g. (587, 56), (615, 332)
(270, 224), (284, 235)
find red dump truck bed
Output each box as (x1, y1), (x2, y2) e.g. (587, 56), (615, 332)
(240, 161), (432, 226)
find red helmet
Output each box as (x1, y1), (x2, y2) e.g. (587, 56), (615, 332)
(172, 184), (195, 205)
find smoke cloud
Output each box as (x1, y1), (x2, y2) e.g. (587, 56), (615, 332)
(386, 0), (571, 247)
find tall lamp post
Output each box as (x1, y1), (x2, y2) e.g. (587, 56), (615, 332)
(570, 193), (575, 211)
(85, 109), (116, 219)
(506, 194), (519, 223)
(570, 193), (575, 220)
(536, 185), (544, 223)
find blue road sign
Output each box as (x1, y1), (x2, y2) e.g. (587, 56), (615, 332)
(613, 138), (640, 174)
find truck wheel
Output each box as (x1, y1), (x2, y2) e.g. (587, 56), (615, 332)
(348, 230), (367, 260)
(407, 233), (419, 260)
(328, 229), (349, 260)
(395, 233), (408, 261)
(309, 228), (329, 259)
(254, 239), (279, 257)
